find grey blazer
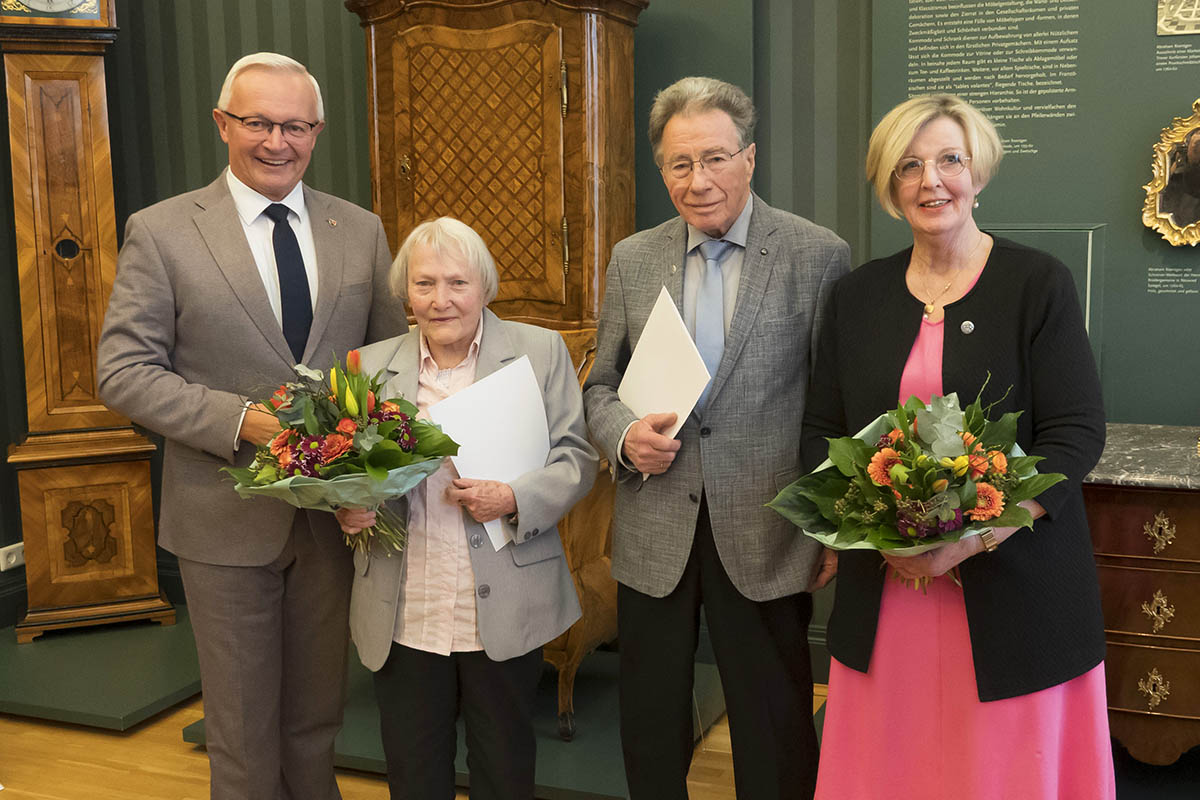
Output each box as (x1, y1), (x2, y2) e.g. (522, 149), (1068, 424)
(583, 196), (850, 601)
(348, 310), (595, 667)
(97, 173), (402, 565)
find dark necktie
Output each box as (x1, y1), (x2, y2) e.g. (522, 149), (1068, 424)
(264, 203), (312, 362)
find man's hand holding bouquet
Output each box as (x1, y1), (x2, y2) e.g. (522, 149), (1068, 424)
(222, 349), (458, 554)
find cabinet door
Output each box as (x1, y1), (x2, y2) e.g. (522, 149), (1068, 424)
(393, 20), (566, 308)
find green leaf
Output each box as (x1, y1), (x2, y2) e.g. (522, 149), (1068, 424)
(981, 411), (1020, 452)
(413, 421), (460, 457)
(1005, 472), (1067, 502)
(1004, 455), (1043, 476)
(364, 440), (415, 479)
(958, 479), (978, 510)
(827, 437), (874, 477)
(220, 466), (259, 485)
(981, 503), (1034, 531)
(387, 395), (420, 419)
(302, 399), (320, 436)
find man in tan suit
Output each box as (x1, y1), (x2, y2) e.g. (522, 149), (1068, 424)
(97, 53), (400, 799)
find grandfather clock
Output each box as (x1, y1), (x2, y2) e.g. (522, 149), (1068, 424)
(1, 0), (173, 642)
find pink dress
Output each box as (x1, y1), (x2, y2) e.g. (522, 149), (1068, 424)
(814, 313), (1116, 800)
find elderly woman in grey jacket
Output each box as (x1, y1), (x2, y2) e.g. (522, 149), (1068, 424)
(336, 217), (596, 800)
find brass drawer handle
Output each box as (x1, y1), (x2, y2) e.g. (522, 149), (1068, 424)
(1143, 511), (1176, 554)
(399, 154), (412, 180)
(1140, 589), (1175, 633)
(1137, 667), (1170, 710)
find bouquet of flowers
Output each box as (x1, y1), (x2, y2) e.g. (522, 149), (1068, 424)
(768, 387), (1066, 556)
(222, 349), (459, 555)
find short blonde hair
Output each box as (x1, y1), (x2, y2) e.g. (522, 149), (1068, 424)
(866, 94), (1003, 219)
(389, 217), (499, 304)
(217, 52), (325, 121)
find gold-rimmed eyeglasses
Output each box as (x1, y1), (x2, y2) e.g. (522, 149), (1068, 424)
(894, 152), (971, 182)
(219, 110), (320, 140)
(660, 147), (748, 180)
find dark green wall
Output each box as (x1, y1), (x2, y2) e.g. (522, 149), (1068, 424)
(870, 2), (1200, 426)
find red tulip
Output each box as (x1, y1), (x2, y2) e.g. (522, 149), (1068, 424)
(346, 349), (362, 376)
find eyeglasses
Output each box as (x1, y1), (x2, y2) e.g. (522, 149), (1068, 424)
(661, 147), (748, 180)
(219, 110), (320, 140)
(893, 152), (971, 182)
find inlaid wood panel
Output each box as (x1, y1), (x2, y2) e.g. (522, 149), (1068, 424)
(4, 50), (125, 432)
(18, 461), (156, 610)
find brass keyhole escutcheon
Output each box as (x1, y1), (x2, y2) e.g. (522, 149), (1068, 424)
(1137, 667), (1170, 710)
(1143, 511), (1176, 554)
(54, 237), (81, 260)
(1140, 589), (1175, 633)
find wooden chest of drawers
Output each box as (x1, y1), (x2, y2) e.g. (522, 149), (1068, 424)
(1084, 423), (1200, 765)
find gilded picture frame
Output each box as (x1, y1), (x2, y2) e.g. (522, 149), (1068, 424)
(1144, 98), (1200, 246)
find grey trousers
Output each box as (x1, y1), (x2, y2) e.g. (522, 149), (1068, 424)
(178, 510), (353, 800)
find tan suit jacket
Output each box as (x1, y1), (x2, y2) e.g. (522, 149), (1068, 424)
(97, 173), (403, 564)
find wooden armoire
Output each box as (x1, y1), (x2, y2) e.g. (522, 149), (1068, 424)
(344, 0), (648, 739)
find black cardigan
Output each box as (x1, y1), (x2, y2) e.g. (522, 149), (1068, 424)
(801, 236), (1107, 701)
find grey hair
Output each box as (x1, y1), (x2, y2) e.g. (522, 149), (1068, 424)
(216, 52), (325, 121)
(390, 217), (500, 304)
(648, 76), (757, 164)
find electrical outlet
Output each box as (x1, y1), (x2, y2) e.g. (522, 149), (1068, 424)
(0, 542), (25, 571)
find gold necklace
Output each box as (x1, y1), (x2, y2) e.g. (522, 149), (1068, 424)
(916, 233), (986, 317)
(921, 276), (954, 317)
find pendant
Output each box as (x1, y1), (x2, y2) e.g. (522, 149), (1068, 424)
(924, 303), (935, 316)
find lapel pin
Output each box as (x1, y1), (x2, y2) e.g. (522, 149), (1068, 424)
(960, 320), (975, 334)
(327, 218), (338, 227)
(760, 247), (768, 255)
(670, 264), (678, 274)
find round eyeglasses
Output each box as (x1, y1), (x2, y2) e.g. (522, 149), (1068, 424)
(893, 152), (971, 182)
(220, 110), (320, 140)
(661, 147), (748, 180)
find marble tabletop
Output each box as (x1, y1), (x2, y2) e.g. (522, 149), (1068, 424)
(1084, 423), (1200, 489)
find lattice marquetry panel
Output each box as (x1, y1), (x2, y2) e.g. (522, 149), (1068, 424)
(4, 52), (124, 432)
(394, 21), (565, 305)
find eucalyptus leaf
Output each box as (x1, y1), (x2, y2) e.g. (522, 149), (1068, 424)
(294, 364), (324, 381)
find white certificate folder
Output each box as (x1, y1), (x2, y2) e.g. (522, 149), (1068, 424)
(428, 355), (550, 551)
(617, 286), (710, 441)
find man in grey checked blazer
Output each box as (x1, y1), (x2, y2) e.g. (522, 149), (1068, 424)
(97, 54), (401, 799)
(584, 77), (849, 800)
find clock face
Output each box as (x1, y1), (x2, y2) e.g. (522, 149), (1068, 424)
(12, 1), (90, 12)
(0, 0), (108, 26)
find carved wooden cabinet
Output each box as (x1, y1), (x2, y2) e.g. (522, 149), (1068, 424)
(1084, 423), (1200, 765)
(345, 0), (647, 739)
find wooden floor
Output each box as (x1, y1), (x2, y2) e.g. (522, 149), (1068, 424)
(0, 688), (827, 799)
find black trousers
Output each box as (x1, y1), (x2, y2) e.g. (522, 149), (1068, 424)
(617, 497), (819, 800)
(372, 642), (544, 800)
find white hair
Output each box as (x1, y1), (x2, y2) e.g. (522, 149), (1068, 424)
(390, 217), (500, 304)
(216, 52), (325, 121)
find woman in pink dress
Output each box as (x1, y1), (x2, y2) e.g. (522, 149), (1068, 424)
(802, 94), (1115, 799)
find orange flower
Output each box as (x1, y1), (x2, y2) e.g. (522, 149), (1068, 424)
(988, 450), (1007, 475)
(886, 427), (904, 445)
(268, 385), (290, 410)
(319, 433), (353, 464)
(967, 453), (989, 480)
(966, 482), (1005, 521)
(367, 390), (376, 414)
(336, 418), (358, 435)
(277, 446), (294, 467)
(346, 349), (362, 375)
(269, 429), (295, 458)
(868, 447), (902, 487)
(961, 431), (983, 453)
(381, 401), (401, 414)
